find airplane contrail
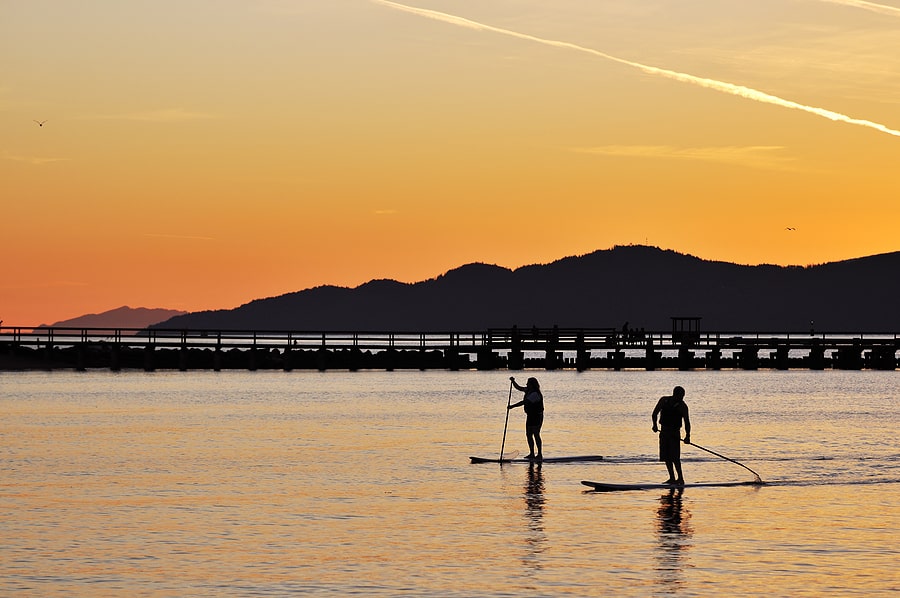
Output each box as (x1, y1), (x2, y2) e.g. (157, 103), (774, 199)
(371, 0), (900, 138)
(817, 0), (900, 17)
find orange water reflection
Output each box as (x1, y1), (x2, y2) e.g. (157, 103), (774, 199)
(655, 487), (694, 593)
(2, 370), (898, 596)
(522, 462), (546, 568)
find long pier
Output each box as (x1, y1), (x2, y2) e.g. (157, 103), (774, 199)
(1, 326), (897, 371)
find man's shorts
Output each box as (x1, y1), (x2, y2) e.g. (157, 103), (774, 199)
(659, 428), (682, 461)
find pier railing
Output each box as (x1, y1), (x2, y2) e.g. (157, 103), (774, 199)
(0, 326), (897, 371)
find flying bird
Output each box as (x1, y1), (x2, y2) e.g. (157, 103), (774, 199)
(785, 227), (796, 231)
(34, 120), (47, 127)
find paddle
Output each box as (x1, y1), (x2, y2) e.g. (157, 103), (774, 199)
(499, 378), (514, 466)
(687, 441), (763, 483)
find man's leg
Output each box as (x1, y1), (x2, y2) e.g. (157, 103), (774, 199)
(674, 459), (684, 484)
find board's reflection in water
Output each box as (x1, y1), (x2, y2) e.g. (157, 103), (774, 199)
(655, 487), (693, 592)
(522, 462), (546, 569)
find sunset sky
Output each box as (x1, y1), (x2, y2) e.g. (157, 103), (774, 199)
(3, 0), (900, 326)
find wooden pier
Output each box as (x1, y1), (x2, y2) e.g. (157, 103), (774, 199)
(1, 326), (897, 371)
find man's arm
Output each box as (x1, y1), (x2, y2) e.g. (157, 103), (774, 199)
(651, 398), (662, 432)
(682, 405), (691, 444)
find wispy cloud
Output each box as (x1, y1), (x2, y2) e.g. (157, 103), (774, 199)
(372, 1), (900, 138)
(2, 152), (70, 165)
(815, 0), (900, 17)
(84, 108), (218, 123)
(143, 233), (216, 241)
(572, 145), (796, 170)
(374, 209), (398, 215)
(252, 0), (316, 16)
(0, 87), (11, 111)
(0, 280), (88, 291)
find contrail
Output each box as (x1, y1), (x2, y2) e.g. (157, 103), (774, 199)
(372, 0), (900, 138)
(817, 0), (900, 17)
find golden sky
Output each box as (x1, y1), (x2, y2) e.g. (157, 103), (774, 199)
(3, 0), (900, 325)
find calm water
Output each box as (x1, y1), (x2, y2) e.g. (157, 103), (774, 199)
(2, 370), (898, 596)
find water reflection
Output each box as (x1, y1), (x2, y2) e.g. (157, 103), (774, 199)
(655, 487), (693, 593)
(522, 462), (546, 567)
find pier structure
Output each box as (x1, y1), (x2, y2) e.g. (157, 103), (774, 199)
(0, 326), (897, 372)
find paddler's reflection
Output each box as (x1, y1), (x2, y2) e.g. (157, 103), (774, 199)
(655, 487), (693, 591)
(525, 461), (545, 519)
(522, 462), (546, 565)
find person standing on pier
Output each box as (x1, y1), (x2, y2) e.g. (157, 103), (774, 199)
(651, 386), (691, 485)
(508, 377), (544, 462)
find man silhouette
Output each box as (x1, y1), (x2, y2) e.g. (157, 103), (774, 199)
(651, 386), (691, 485)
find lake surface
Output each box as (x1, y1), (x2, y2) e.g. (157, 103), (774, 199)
(2, 370), (898, 596)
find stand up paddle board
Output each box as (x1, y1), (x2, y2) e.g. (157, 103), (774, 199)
(470, 455), (604, 464)
(581, 480), (763, 492)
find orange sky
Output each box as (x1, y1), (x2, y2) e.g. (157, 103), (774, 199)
(3, 0), (900, 326)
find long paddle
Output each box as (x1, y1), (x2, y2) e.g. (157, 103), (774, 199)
(688, 441), (763, 483)
(499, 379), (514, 466)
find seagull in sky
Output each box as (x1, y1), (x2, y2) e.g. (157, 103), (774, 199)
(785, 227), (796, 231)
(34, 120), (47, 127)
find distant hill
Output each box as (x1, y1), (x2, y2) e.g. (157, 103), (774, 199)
(40, 306), (188, 330)
(151, 246), (900, 333)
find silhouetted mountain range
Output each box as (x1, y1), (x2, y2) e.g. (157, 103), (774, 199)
(152, 246), (900, 332)
(40, 306), (187, 330)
